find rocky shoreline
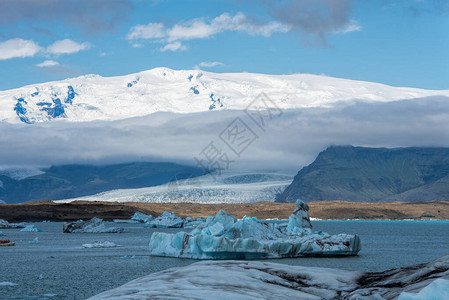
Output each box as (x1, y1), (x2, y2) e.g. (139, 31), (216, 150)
(1, 200), (449, 222)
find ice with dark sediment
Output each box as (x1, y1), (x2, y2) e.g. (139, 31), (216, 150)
(63, 218), (124, 233)
(88, 254), (449, 299)
(149, 200), (361, 259)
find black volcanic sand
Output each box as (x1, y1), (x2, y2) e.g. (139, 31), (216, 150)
(1, 200), (449, 222)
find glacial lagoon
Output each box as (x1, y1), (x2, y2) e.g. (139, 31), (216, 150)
(1, 220), (448, 299)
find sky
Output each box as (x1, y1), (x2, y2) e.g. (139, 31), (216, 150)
(0, 0), (448, 91)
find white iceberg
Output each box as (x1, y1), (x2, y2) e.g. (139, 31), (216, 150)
(88, 255), (449, 300)
(146, 211), (184, 228)
(149, 200), (361, 259)
(20, 225), (43, 232)
(63, 218), (124, 233)
(82, 241), (118, 248)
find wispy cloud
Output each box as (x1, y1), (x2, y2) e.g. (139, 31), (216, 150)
(36, 60), (59, 68)
(46, 39), (90, 55)
(195, 61), (225, 69)
(0, 38), (41, 60)
(127, 12), (290, 51)
(160, 42), (187, 52)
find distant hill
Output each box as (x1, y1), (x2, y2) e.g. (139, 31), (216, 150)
(277, 146), (449, 202)
(0, 162), (203, 203)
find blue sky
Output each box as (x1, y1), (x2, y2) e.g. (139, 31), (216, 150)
(0, 0), (448, 91)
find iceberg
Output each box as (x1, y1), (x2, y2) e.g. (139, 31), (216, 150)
(20, 225), (43, 232)
(183, 216), (207, 229)
(63, 218), (124, 233)
(0, 219), (25, 229)
(28, 237), (39, 244)
(149, 200), (361, 259)
(88, 255), (449, 300)
(146, 211), (184, 228)
(0, 231), (3, 236)
(130, 212), (153, 223)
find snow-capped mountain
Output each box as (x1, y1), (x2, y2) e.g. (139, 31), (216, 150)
(1, 67), (448, 124)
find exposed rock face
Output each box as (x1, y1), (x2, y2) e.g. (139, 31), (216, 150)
(277, 146), (449, 203)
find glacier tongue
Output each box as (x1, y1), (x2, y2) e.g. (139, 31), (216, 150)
(149, 200), (361, 259)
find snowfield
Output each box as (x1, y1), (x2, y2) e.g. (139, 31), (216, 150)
(1, 67), (449, 124)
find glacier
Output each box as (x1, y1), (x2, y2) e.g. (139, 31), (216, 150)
(149, 200), (361, 259)
(1, 67), (449, 124)
(63, 218), (124, 233)
(88, 255), (449, 300)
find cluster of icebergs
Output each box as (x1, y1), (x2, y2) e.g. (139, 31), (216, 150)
(0, 219), (26, 229)
(115, 211), (206, 229)
(149, 200), (361, 259)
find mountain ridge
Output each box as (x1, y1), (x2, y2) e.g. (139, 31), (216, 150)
(2, 67), (448, 124)
(277, 146), (449, 203)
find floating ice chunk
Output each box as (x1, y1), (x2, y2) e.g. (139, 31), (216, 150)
(0, 282), (18, 287)
(149, 203), (361, 259)
(131, 212), (153, 223)
(83, 241), (118, 248)
(183, 217), (206, 229)
(398, 278), (449, 300)
(0, 231), (3, 236)
(147, 211), (184, 228)
(20, 225), (43, 232)
(120, 255), (135, 259)
(0, 219), (25, 228)
(63, 218), (124, 233)
(28, 237), (39, 244)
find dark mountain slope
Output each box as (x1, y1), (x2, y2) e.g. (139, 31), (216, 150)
(0, 162), (203, 203)
(277, 146), (449, 202)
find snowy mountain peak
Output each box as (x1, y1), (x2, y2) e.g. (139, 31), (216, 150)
(1, 68), (448, 124)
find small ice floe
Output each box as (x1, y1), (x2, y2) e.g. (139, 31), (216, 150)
(0, 219), (26, 229)
(120, 255), (135, 259)
(0, 231), (3, 236)
(82, 241), (118, 248)
(0, 282), (17, 287)
(146, 211), (184, 228)
(149, 200), (361, 259)
(28, 237), (39, 244)
(63, 218), (124, 233)
(87, 254), (449, 300)
(20, 225), (43, 232)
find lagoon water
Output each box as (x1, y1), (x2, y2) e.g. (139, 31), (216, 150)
(1, 220), (448, 299)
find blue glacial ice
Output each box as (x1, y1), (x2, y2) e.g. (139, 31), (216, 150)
(20, 225), (43, 232)
(398, 278), (449, 300)
(149, 200), (361, 259)
(146, 211), (184, 228)
(130, 212), (153, 223)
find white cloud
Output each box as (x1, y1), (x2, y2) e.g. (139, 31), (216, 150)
(196, 61), (225, 69)
(126, 22), (166, 40)
(36, 60), (59, 67)
(160, 42), (187, 52)
(127, 12), (290, 51)
(0, 38), (41, 60)
(46, 39), (90, 55)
